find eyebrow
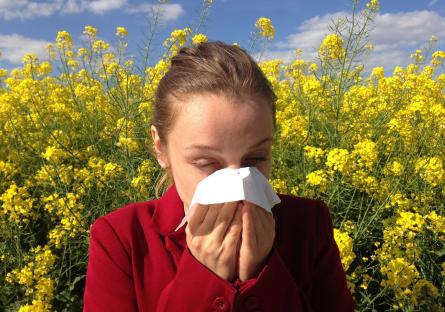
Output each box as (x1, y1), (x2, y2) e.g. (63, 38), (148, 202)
(185, 137), (273, 152)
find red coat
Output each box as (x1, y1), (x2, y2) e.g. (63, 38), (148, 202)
(83, 183), (354, 311)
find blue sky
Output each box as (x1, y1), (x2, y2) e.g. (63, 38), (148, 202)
(1, 0), (445, 74)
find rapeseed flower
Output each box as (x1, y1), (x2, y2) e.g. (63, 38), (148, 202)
(334, 228), (356, 271)
(116, 26), (129, 37)
(192, 33), (208, 45)
(318, 34), (346, 60)
(255, 17), (275, 40)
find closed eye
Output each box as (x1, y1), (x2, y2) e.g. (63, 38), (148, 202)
(194, 157), (267, 169)
(248, 157), (267, 162)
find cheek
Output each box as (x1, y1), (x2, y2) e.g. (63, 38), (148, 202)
(171, 164), (204, 210)
(259, 163), (272, 180)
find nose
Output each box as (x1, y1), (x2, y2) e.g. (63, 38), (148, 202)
(225, 162), (247, 170)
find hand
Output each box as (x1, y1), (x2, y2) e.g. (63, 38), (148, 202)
(185, 201), (243, 282)
(238, 201), (276, 282)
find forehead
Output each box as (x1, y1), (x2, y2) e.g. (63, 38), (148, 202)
(170, 93), (273, 145)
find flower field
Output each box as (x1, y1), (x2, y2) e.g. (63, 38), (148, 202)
(1, 0), (445, 310)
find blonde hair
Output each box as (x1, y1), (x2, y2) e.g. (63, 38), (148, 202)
(149, 40), (277, 198)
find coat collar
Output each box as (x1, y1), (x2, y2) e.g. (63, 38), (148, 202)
(150, 182), (186, 238)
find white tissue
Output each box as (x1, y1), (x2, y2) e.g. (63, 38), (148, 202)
(175, 166), (281, 231)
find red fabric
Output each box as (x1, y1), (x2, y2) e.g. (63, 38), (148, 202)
(83, 183), (354, 311)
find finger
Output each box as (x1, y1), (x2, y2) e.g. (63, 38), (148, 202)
(188, 203), (210, 232)
(213, 201), (240, 242)
(254, 205), (269, 231)
(253, 206), (276, 246)
(223, 202), (243, 245)
(242, 202), (257, 247)
(254, 205), (275, 233)
(197, 203), (224, 235)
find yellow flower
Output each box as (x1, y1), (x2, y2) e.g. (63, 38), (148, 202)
(46, 43), (55, 59)
(366, 0), (380, 11)
(410, 49), (424, 63)
(355, 64), (364, 72)
(325, 148), (351, 173)
(395, 211), (425, 233)
(83, 25), (98, 38)
(380, 257), (419, 290)
(318, 34), (346, 60)
(306, 170), (329, 192)
(192, 33), (208, 45)
(415, 157), (444, 186)
(116, 26), (129, 37)
(384, 160), (404, 176)
(334, 228), (356, 271)
(92, 40), (110, 53)
(38, 62), (52, 75)
(370, 66), (385, 80)
(255, 17), (275, 40)
(116, 136), (139, 152)
(56, 30), (73, 50)
(22, 53), (38, 65)
(432, 50), (445, 67)
(163, 27), (192, 57)
(17, 265), (34, 286)
(129, 159), (155, 197)
(425, 211), (445, 234)
(385, 192), (410, 210)
(364, 43), (374, 51)
(303, 145), (325, 164)
(279, 114), (308, 145)
(167, 28), (192, 46)
(351, 139), (377, 170)
(41, 146), (68, 164)
(309, 63), (318, 72)
(0, 182), (36, 224)
(269, 178), (287, 193)
(77, 47), (90, 58)
(0, 68), (7, 78)
(35, 276), (55, 300)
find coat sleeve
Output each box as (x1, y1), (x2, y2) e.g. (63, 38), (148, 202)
(226, 200), (355, 311)
(83, 217), (138, 312)
(231, 245), (308, 311)
(157, 234), (308, 311)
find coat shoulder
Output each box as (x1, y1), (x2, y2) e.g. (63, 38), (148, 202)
(93, 199), (155, 228)
(272, 193), (333, 236)
(90, 199), (158, 248)
(274, 193), (328, 219)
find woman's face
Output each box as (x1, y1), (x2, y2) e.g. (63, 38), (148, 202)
(151, 92), (274, 213)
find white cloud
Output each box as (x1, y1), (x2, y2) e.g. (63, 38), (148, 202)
(125, 3), (185, 23)
(0, 0), (184, 22)
(265, 10), (445, 74)
(0, 0), (64, 20)
(61, 0), (84, 14)
(88, 0), (127, 14)
(274, 11), (348, 59)
(0, 34), (49, 63)
(371, 11), (445, 46)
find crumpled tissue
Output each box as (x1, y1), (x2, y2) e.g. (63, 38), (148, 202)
(175, 166), (281, 231)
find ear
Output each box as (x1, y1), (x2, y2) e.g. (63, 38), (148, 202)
(150, 125), (170, 169)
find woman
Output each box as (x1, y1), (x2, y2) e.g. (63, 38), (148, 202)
(83, 41), (354, 311)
